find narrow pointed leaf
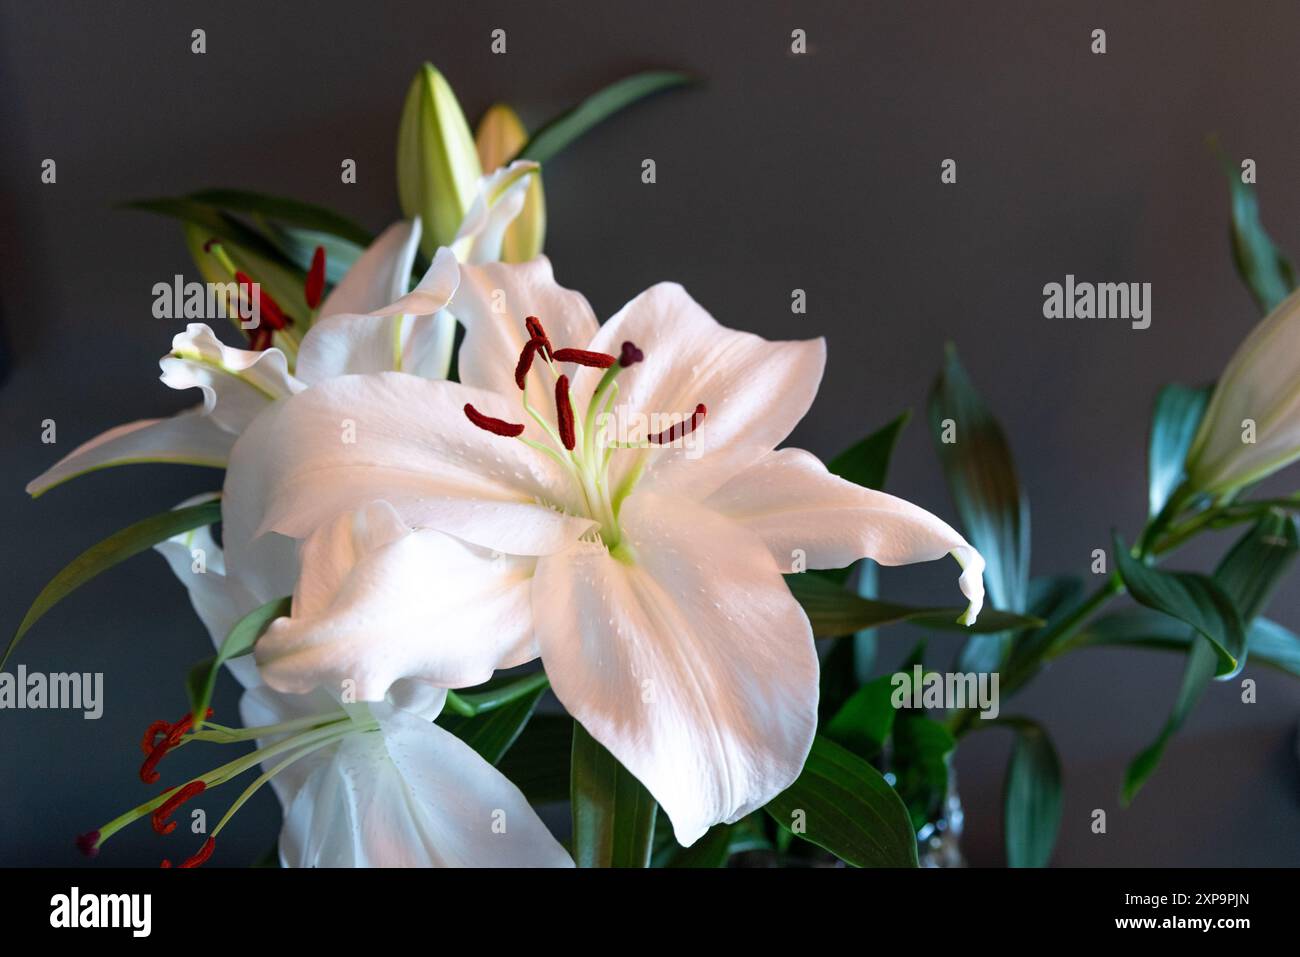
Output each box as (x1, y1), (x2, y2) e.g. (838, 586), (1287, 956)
(186, 596), (291, 726)
(1148, 383), (1210, 519)
(1111, 532), (1245, 678)
(1222, 155), (1296, 313)
(516, 71), (696, 166)
(1123, 511), (1297, 802)
(786, 573), (1041, 637)
(1000, 717), (1062, 867)
(929, 344), (1030, 672)
(7, 501), (222, 668)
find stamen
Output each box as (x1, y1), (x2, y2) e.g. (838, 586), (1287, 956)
(151, 780), (206, 835)
(555, 375), (576, 450)
(305, 245), (326, 309)
(141, 720), (169, 754)
(648, 404), (707, 445)
(515, 338), (539, 389)
(464, 403), (525, 438)
(248, 326), (274, 352)
(525, 316), (552, 356)
(139, 710), (211, 784)
(619, 341), (644, 367)
(161, 837), (215, 869)
(552, 348), (616, 369)
(235, 271), (290, 331)
(75, 830), (100, 858)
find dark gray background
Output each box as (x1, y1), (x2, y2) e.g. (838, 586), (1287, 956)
(2, 0), (1298, 867)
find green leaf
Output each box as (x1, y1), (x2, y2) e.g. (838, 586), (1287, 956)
(265, 226), (364, 285)
(786, 573), (1042, 637)
(824, 674), (896, 761)
(186, 188), (373, 248)
(7, 501), (222, 668)
(928, 344), (1030, 672)
(765, 735), (918, 867)
(820, 412), (910, 712)
(1111, 532), (1245, 678)
(443, 671), (550, 716)
(1069, 608), (1300, 678)
(571, 723), (657, 867)
(827, 410), (911, 496)
(1123, 512), (1297, 802)
(891, 714), (956, 831)
(1000, 718), (1062, 867)
(125, 197), (293, 268)
(1148, 384), (1210, 519)
(1004, 576), (1085, 689)
(439, 681), (547, 765)
(186, 596), (291, 725)
(1222, 152), (1296, 313)
(662, 824), (734, 868)
(517, 71), (696, 166)
(497, 714), (573, 803)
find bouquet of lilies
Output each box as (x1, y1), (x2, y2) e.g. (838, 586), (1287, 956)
(13, 64), (1300, 868)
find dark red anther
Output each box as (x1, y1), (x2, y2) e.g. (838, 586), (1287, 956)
(139, 709), (212, 784)
(464, 403), (525, 438)
(141, 720), (170, 754)
(555, 375), (576, 450)
(235, 271), (290, 331)
(151, 780), (206, 835)
(648, 404), (707, 445)
(202, 238), (221, 253)
(524, 316), (552, 356)
(305, 245), (326, 309)
(75, 830), (100, 858)
(248, 326), (274, 351)
(514, 338), (539, 390)
(162, 837), (216, 869)
(618, 341), (644, 367)
(552, 348), (616, 369)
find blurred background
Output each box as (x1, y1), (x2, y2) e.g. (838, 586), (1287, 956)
(2, 0), (1297, 866)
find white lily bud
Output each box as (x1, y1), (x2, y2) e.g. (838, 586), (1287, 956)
(1185, 286), (1300, 497)
(396, 63), (482, 258)
(475, 103), (547, 262)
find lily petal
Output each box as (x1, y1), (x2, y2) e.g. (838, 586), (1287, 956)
(534, 492), (818, 847)
(224, 372), (592, 556)
(154, 496), (262, 689)
(315, 220), (422, 321)
(256, 501), (537, 700)
(575, 283), (827, 499)
(277, 704), (573, 867)
(296, 248), (461, 383)
(707, 448), (986, 623)
(26, 410), (233, 497)
(450, 256), (600, 402)
(453, 161), (537, 265)
(161, 323), (304, 433)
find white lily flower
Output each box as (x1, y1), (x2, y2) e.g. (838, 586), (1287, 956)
(223, 258), (986, 846)
(28, 148), (538, 499)
(1185, 286), (1300, 497)
(90, 501), (570, 868)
